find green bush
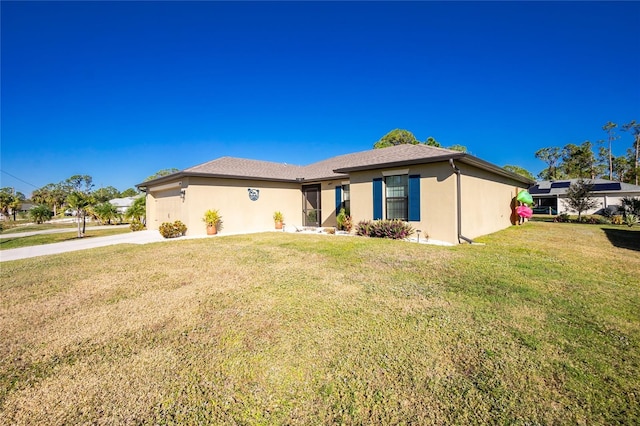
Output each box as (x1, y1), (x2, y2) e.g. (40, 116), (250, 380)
(159, 220), (187, 238)
(624, 214), (638, 227)
(336, 208), (353, 232)
(355, 219), (414, 240)
(129, 219), (146, 232)
(553, 213), (571, 223)
(29, 205), (53, 224)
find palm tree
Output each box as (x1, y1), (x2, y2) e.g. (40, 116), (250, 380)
(92, 202), (119, 225)
(125, 196), (146, 225)
(66, 191), (92, 237)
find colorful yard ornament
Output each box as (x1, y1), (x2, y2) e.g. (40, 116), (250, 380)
(516, 205), (533, 219)
(516, 190), (533, 206)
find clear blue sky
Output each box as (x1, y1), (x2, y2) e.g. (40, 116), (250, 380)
(2, 1), (639, 197)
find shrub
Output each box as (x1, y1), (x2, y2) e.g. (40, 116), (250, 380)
(611, 215), (624, 225)
(159, 220), (187, 238)
(624, 214), (638, 227)
(29, 205), (53, 224)
(336, 208), (353, 232)
(355, 219), (414, 240)
(553, 213), (571, 223)
(129, 219), (145, 232)
(325, 227), (336, 235)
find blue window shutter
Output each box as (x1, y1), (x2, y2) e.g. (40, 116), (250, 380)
(373, 178), (383, 220)
(408, 174), (421, 221)
(335, 186), (342, 211)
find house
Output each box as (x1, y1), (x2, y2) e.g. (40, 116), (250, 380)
(109, 196), (140, 214)
(137, 144), (534, 245)
(529, 178), (640, 215)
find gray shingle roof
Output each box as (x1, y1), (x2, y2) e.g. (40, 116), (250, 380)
(185, 157), (304, 181)
(139, 144), (532, 187)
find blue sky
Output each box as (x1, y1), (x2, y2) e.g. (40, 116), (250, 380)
(2, 1), (639, 197)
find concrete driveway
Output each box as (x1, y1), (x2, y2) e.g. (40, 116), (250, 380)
(0, 229), (165, 262)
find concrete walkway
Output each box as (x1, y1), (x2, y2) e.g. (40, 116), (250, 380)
(0, 230), (165, 262)
(0, 224), (130, 239)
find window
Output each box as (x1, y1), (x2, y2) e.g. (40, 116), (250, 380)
(385, 175), (408, 220)
(342, 184), (350, 215)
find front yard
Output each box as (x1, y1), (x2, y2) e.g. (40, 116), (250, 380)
(1, 222), (638, 424)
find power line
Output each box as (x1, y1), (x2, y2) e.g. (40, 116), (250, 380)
(0, 169), (40, 189)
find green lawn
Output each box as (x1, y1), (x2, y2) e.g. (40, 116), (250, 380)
(0, 227), (132, 250)
(1, 222), (638, 424)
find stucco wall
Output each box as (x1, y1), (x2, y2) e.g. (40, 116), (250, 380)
(146, 180), (185, 230)
(183, 177), (302, 235)
(348, 163), (459, 244)
(457, 163), (527, 240)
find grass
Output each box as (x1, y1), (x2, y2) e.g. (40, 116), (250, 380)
(0, 219), (106, 234)
(1, 222), (639, 424)
(0, 227), (132, 250)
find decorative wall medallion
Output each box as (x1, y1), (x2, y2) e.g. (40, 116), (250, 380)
(248, 188), (260, 201)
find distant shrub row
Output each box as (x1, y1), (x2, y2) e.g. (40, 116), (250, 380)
(355, 219), (414, 240)
(159, 220), (187, 238)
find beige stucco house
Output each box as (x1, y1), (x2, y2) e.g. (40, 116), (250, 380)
(137, 144), (534, 245)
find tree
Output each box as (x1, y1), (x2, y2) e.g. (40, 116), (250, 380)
(0, 187), (18, 220)
(125, 196), (146, 225)
(93, 186), (120, 203)
(373, 129), (419, 149)
(564, 179), (599, 221)
(560, 141), (602, 179)
(66, 191), (93, 237)
(91, 202), (119, 225)
(29, 205), (53, 224)
(447, 144), (467, 152)
(145, 168), (179, 181)
(425, 136), (441, 147)
(120, 187), (138, 197)
(66, 175), (94, 193)
(602, 121), (618, 180)
(622, 120), (640, 185)
(535, 147), (563, 180)
(503, 165), (535, 181)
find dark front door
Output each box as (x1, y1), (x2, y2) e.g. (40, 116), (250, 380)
(302, 184), (321, 227)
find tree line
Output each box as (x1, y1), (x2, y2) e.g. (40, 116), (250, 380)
(0, 175), (145, 237)
(535, 120), (639, 184)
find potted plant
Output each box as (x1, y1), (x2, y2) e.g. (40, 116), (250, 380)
(203, 209), (222, 235)
(273, 211), (284, 230)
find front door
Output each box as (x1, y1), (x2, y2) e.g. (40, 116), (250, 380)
(302, 184), (321, 227)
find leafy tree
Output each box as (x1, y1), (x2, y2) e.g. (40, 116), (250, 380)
(602, 122), (618, 180)
(31, 183), (68, 216)
(503, 165), (535, 181)
(535, 147), (563, 180)
(145, 168), (179, 181)
(564, 179), (599, 221)
(447, 144), (467, 152)
(29, 205), (53, 224)
(93, 186), (120, 203)
(67, 191), (93, 237)
(373, 129), (419, 149)
(125, 196), (146, 225)
(560, 141), (602, 179)
(621, 120), (640, 185)
(425, 136), (441, 147)
(120, 187), (138, 197)
(66, 175), (94, 193)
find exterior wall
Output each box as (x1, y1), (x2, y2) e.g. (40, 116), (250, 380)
(458, 163), (527, 240)
(183, 177), (302, 235)
(146, 180), (185, 229)
(348, 163), (459, 244)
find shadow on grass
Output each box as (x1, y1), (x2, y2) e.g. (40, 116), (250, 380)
(603, 227), (640, 252)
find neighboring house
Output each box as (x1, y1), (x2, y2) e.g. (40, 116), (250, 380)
(529, 178), (640, 215)
(137, 144), (533, 245)
(109, 196), (139, 214)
